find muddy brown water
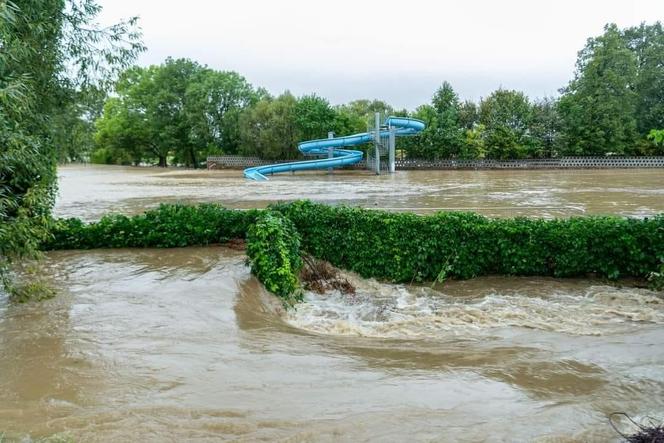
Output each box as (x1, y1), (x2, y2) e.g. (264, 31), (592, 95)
(1, 164), (663, 442)
(54, 164), (664, 220)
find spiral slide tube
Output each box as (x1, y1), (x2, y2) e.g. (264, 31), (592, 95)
(243, 116), (425, 180)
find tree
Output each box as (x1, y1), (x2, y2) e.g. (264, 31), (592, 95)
(460, 124), (487, 159)
(647, 129), (664, 154)
(239, 92), (301, 160)
(94, 97), (151, 165)
(558, 24), (639, 155)
(52, 87), (106, 162)
(294, 94), (337, 141)
(96, 63), (184, 167)
(337, 99), (394, 126)
(623, 22), (664, 137)
(428, 81), (464, 157)
(239, 93), (392, 160)
(331, 106), (366, 136)
(479, 88), (537, 159)
(0, 0), (143, 294)
(458, 100), (479, 129)
(94, 59), (258, 167)
(401, 104), (437, 159)
(332, 99), (393, 140)
(402, 82), (466, 159)
(485, 125), (527, 159)
(184, 69), (259, 156)
(530, 97), (561, 157)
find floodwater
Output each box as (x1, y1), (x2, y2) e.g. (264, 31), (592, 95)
(54, 164), (664, 219)
(1, 164), (663, 442)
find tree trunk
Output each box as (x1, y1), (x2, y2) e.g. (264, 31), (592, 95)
(159, 156), (167, 167)
(190, 147), (198, 169)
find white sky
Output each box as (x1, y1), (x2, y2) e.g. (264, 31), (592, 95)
(98, 0), (664, 110)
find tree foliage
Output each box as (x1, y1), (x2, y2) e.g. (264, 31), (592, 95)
(429, 82), (464, 157)
(52, 88), (106, 162)
(530, 97), (561, 158)
(648, 129), (664, 154)
(239, 92), (301, 160)
(93, 58), (259, 167)
(89, 21), (663, 162)
(624, 22), (664, 137)
(294, 94), (337, 141)
(0, 0), (143, 294)
(479, 88), (538, 159)
(558, 24), (639, 155)
(460, 124), (486, 159)
(237, 93), (394, 160)
(338, 99), (393, 123)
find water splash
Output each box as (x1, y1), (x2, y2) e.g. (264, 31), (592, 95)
(285, 277), (664, 338)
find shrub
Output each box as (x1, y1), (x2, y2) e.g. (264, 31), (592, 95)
(43, 201), (664, 298)
(245, 211), (302, 302)
(44, 204), (260, 250)
(649, 262), (664, 291)
(272, 201), (664, 282)
(9, 281), (57, 303)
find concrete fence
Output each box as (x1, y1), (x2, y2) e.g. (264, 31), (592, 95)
(207, 155), (664, 170)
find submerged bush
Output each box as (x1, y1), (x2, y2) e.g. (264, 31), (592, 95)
(245, 211), (302, 302)
(43, 201), (664, 298)
(8, 281), (57, 304)
(44, 204), (260, 250)
(272, 201), (664, 282)
(649, 262), (664, 291)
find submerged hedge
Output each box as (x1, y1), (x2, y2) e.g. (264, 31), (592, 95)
(44, 201), (664, 297)
(272, 201), (664, 282)
(246, 211), (302, 301)
(45, 204), (259, 249)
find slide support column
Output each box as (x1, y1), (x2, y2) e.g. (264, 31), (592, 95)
(388, 127), (396, 173)
(374, 112), (381, 175)
(327, 131), (334, 174)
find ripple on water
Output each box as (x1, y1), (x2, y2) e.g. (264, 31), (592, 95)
(285, 276), (664, 338)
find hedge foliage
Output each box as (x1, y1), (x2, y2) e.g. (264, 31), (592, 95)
(43, 201), (664, 297)
(272, 201), (664, 282)
(44, 204), (259, 249)
(245, 211), (303, 302)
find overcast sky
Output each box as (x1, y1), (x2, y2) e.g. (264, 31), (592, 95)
(98, 0), (664, 110)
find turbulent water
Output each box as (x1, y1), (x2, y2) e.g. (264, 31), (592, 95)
(288, 276), (664, 338)
(54, 164), (664, 219)
(1, 165), (663, 442)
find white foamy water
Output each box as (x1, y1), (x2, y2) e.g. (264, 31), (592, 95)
(286, 277), (664, 338)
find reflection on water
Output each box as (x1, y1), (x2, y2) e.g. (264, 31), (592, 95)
(1, 248), (663, 441)
(55, 164), (664, 220)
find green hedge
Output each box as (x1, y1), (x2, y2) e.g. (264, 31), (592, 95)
(44, 204), (260, 249)
(272, 201), (664, 282)
(43, 201), (664, 297)
(245, 211), (302, 302)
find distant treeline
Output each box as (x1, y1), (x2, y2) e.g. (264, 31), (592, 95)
(66, 22), (664, 167)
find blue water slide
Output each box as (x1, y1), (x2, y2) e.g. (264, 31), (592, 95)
(243, 116), (425, 180)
